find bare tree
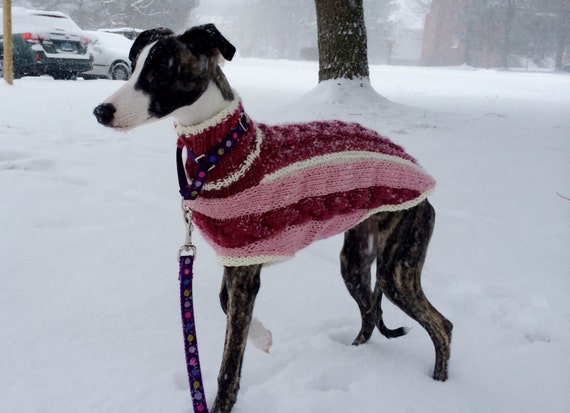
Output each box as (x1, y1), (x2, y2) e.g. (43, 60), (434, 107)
(539, 0), (570, 71)
(554, 10), (570, 70)
(315, 0), (369, 81)
(500, 0), (518, 68)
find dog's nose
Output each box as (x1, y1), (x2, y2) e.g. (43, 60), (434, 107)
(94, 103), (116, 126)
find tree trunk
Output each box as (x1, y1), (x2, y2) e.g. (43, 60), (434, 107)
(2, 0), (14, 85)
(554, 10), (569, 70)
(315, 0), (370, 82)
(500, 0), (517, 69)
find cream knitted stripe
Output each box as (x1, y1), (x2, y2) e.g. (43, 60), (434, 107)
(218, 255), (290, 267)
(261, 150), (426, 184)
(191, 156), (434, 220)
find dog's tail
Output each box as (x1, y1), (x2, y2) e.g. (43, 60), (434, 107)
(374, 285), (410, 339)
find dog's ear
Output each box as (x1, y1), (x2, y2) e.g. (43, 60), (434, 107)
(129, 27), (174, 66)
(179, 24), (236, 61)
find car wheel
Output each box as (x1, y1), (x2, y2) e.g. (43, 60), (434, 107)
(0, 60), (23, 79)
(110, 63), (130, 81)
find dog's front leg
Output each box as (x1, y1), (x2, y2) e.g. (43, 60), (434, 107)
(211, 264), (262, 413)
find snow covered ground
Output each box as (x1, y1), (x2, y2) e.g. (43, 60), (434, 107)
(1, 60), (569, 413)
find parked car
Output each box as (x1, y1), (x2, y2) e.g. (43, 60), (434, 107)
(0, 7), (92, 80)
(97, 27), (143, 41)
(82, 31), (133, 80)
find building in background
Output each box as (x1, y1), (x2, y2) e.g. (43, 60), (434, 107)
(421, 0), (466, 66)
(422, 0), (570, 69)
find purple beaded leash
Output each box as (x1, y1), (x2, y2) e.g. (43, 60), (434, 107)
(175, 112), (249, 413)
(178, 205), (209, 413)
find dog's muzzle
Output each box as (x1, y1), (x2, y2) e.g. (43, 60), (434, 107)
(94, 103), (116, 126)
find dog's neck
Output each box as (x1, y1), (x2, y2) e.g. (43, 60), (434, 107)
(175, 91), (243, 144)
(171, 81), (232, 127)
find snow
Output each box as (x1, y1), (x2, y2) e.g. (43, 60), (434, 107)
(391, 0), (427, 30)
(3, 7), (83, 34)
(1, 60), (569, 413)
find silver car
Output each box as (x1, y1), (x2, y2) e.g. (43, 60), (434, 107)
(82, 30), (133, 80)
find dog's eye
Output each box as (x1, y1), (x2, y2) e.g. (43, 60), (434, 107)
(153, 64), (171, 80)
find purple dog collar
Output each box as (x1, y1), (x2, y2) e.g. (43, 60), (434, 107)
(177, 112), (250, 201)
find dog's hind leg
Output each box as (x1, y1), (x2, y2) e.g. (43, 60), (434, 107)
(376, 200), (453, 381)
(341, 218), (409, 345)
(212, 264), (262, 413)
(340, 218), (379, 345)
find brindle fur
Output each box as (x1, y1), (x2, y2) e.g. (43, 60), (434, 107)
(93, 25), (453, 413)
(214, 265), (262, 413)
(214, 200), (452, 413)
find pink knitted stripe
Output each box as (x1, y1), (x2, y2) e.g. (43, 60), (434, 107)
(193, 157), (434, 220)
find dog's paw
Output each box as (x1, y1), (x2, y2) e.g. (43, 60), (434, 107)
(248, 317), (273, 353)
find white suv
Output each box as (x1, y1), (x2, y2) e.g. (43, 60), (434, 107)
(0, 7), (92, 79)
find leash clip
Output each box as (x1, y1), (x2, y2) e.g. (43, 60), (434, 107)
(238, 114), (249, 132)
(179, 200), (197, 259)
(194, 154), (216, 172)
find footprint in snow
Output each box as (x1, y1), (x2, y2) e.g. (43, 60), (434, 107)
(0, 151), (56, 172)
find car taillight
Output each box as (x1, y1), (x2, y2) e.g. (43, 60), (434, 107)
(35, 53), (42, 62)
(82, 37), (89, 45)
(20, 32), (44, 42)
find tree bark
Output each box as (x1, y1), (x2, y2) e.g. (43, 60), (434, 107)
(2, 0), (14, 85)
(554, 10), (569, 70)
(315, 0), (370, 82)
(500, 0), (517, 69)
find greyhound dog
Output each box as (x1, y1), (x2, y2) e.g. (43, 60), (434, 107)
(94, 24), (452, 413)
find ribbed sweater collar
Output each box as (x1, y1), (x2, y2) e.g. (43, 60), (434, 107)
(175, 93), (245, 155)
(174, 93), (262, 196)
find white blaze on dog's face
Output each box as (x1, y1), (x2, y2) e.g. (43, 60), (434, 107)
(100, 42), (158, 129)
(93, 25), (236, 130)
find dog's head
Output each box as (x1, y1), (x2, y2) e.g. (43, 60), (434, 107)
(93, 24), (236, 129)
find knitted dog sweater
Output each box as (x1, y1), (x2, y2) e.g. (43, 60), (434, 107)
(176, 95), (435, 266)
